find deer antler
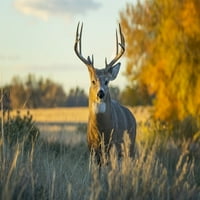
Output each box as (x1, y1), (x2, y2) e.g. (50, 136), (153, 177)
(74, 22), (94, 67)
(105, 24), (125, 67)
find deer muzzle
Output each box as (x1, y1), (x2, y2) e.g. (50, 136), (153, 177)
(97, 89), (105, 99)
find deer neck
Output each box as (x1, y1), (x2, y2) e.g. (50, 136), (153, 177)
(88, 92), (113, 149)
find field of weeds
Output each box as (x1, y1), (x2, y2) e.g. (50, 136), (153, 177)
(1, 107), (200, 200)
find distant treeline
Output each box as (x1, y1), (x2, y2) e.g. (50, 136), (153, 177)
(1, 74), (88, 109)
(1, 74), (152, 110)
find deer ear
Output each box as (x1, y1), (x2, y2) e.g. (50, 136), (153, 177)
(108, 63), (121, 81)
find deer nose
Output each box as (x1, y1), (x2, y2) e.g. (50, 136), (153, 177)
(97, 89), (105, 99)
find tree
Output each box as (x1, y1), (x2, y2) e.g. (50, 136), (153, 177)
(25, 74), (41, 108)
(5, 74), (67, 109)
(38, 78), (66, 108)
(120, 0), (200, 121)
(10, 76), (26, 109)
(120, 83), (153, 106)
(66, 87), (88, 107)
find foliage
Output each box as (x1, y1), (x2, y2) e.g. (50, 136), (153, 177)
(0, 111), (40, 150)
(3, 74), (67, 109)
(172, 115), (200, 139)
(120, 83), (153, 106)
(120, 0), (200, 121)
(1, 74), (89, 109)
(66, 87), (88, 107)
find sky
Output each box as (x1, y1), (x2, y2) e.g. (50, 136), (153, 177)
(0, 0), (135, 94)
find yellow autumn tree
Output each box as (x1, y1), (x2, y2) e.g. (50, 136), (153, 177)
(120, 0), (200, 121)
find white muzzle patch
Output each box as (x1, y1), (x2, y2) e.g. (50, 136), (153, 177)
(93, 102), (106, 114)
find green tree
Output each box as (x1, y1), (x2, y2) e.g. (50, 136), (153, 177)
(66, 87), (88, 107)
(120, 83), (153, 106)
(120, 0), (200, 121)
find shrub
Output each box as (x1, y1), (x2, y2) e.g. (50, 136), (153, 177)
(0, 110), (40, 150)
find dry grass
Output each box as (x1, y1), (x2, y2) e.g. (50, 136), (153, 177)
(10, 107), (89, 123)
(2, 107), (200, 200)
(10, 106), (151, 123)
(39, 124), (86, 146)
(0, 129), (200, 200)
(9, 107), (150, 146)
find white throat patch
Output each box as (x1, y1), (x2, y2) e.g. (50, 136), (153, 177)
(93, 102), (106, 114)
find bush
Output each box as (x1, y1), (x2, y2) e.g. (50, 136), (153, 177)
(0, 110), (40, 150)
(172, 115), (200, 139)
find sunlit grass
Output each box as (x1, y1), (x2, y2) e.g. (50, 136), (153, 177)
(10, 108), (89, 123)
(0, 131), (200, 200)
(10, 106), (151, 124)
(1, 108), (200, 199)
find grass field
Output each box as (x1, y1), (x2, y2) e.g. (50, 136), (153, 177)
(10, 107), (151, 146)
(1, 107), (200, 199)
(10, 106), (151, 123)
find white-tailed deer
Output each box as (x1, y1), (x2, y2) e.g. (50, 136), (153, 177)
(74, 23), (136, 163)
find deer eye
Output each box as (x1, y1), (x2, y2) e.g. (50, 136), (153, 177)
(92, 80), (96, 85)
(105, 80), (108, 85)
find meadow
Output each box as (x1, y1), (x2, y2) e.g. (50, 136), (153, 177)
(0, 107), (200, 200)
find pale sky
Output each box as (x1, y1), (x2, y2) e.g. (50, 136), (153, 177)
(0, 0), (135, 93)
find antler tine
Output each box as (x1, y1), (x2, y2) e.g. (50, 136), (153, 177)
(79, 22), (83, 55)
(105, 57), (108, 66)
(116, 29), (119, 55)
(75, 22), (82, 55)
(92, 54), (94, 64)
(74, 22), (94, 66)
(87, 54), (94, 65)
(106, 23), (125, 67)
(119, 23), (125, 51)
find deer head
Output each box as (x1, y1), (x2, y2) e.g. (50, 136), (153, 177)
(74, 23), (125, 113)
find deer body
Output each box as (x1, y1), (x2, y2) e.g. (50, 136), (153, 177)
(88, 99), (136, 156)
(74, 23), (136, 161)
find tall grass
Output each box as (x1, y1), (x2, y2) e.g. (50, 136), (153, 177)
(0, 112), (200, 199)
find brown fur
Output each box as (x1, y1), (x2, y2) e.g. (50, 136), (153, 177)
(74, 23), (136, 164)
(87, 89), (136, 163)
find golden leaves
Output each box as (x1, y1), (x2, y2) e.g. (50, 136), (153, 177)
(181, 0), (200, 37)
(120, 0), (200, 121)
